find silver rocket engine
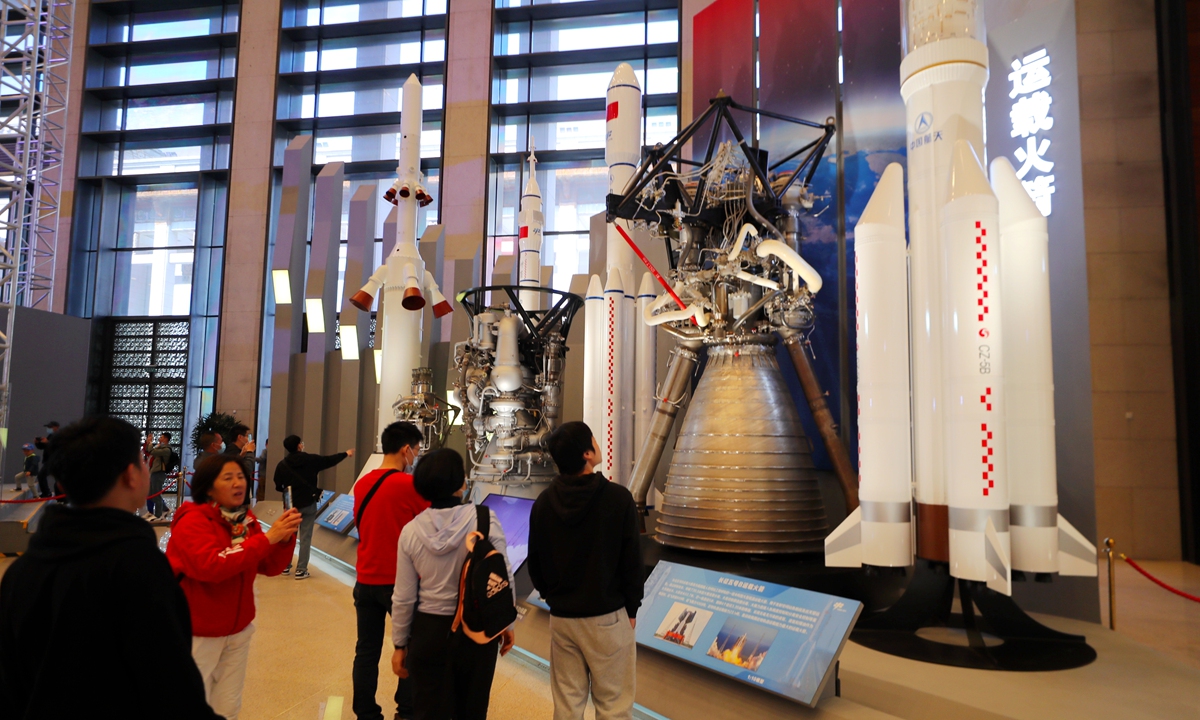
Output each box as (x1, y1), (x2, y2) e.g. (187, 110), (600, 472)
(394, 367), (460, 452)
(605, 91), (857, 554)
(455, 286), (584, 500)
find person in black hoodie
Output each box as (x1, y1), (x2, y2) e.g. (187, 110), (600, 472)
(0, 416), (220, 720)
(274, 434), (354, 579)
(528, 421), (643, 720)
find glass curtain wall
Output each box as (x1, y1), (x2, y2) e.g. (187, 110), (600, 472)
(70, 2), (238, 461)
(259, 0), (449, 440)
(488, 0), (679, 290)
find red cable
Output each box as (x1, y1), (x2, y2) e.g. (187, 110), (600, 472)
(613, 223), (687, 312)
(0, 494), (65, 504)
(1122, 556), (1200, 603)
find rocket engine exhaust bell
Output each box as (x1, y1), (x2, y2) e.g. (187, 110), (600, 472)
(657, 343), (830, 554)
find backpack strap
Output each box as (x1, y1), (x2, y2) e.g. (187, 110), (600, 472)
(354, 469), (400, 529)
(475, 504), (489, 537)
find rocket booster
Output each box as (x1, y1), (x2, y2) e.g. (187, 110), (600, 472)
(825, 164), (913, 568)
(900, 0), (989, 562)
(942, 140), (1010, 594)
(601, 270), (628, 482)
(518, 145), (543, 311)
(992, 157), (1097, 577)
(635, 272), (658, 502)
(583, 275), (604, 441)
(349, 74), (451, 443)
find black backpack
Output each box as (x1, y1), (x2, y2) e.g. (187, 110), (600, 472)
(167, 448), (181, 473)
(453, 505), (517, 644)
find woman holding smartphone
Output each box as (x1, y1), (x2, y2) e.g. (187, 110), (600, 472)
(167, 454), (301, 720)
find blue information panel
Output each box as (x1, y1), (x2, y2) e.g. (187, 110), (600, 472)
(315, 490), (335, 512)
(316, 494), (355, 534)
(636, 562), (862, 707)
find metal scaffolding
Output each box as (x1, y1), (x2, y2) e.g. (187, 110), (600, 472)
(0, 0), (72, 470)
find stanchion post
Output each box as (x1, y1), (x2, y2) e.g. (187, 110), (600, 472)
(1104, 537), (1116, 630)
(175, 468), (186, 510)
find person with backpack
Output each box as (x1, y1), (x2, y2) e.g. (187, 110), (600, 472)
(144, 432), (174, 521)
(351, 422), (429, 720)
(390, 449), (516, 720)
(528, 421), (644, 720)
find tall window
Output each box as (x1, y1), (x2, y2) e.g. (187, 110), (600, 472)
(487, 0), (679, 290)
(71, 2), (238, 455)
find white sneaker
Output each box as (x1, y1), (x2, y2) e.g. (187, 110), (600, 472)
(294, 570), (311, 580)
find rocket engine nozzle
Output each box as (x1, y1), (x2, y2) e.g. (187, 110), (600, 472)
(401, 263), (426, 311)
(349, 290), (375, 311)
(415, 185), (432, 207)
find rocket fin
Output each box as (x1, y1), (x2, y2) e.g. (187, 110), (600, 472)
(824, 507), (863, 568)
(984, 517), (1012, 596)
(1056, 515), (1099, 577)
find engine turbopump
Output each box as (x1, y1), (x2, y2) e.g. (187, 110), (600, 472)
(394, 366), (460, 452)
(454, 286), (584, 500)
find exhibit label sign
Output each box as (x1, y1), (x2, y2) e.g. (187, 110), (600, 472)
(636, 561), (862, 706)
(316, 494), (355, 534)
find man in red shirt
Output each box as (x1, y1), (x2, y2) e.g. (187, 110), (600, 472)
(352, 422), (428, 720)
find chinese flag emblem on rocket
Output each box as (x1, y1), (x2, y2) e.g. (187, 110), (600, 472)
(607, 101), (618, 121)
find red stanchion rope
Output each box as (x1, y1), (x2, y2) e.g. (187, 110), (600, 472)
(1121, 555), (1200, 603)
(0, 471), (192, 504)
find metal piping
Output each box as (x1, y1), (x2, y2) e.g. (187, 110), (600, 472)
(629, 345), (700, 516)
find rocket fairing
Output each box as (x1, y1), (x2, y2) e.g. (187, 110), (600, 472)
(992, 157), (1097, 577)
(942, 140), (1010, 594)
(518, 146), (543, 312)
(900, 0), (989, 562)
(825, 164), (913, 569)
(348, 74), (452, 444)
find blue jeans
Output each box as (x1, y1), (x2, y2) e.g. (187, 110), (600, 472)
(296, 503), (318, 572)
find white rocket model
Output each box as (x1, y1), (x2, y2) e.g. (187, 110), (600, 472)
(635, 272), (658, 506)
(825, 164), (912, 569)
(583, 275), (604, 438)
(583, 61), (647, 487)
(350, 74), (452, 454)
(518, 144), (543, 311)
(827, 1), (1095, 585)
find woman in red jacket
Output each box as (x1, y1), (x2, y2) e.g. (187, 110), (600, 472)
(167, 454), (301, 720)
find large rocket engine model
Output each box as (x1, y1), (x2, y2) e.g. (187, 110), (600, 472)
(605, 89), (860, 554)
(394, 367), (460, 452)
(454, 285), (583, 500)
(350, 74), (453, 460)
(823, 0), (1096, 592)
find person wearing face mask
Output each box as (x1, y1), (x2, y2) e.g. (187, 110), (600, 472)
(350, 422), (429, 720)
(167, 455), (301, 720)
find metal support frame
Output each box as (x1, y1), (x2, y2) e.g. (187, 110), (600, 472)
(0, 0), (73, 470)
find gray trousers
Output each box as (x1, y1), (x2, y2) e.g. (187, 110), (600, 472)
(549, 608), (636, 720)
(296, 503), (318, 572)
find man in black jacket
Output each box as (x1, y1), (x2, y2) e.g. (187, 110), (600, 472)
(33, 420), (58, 497)
(275, 434), (354, 579)
(528, 421), (643, 720)
(0, 417), (220, 720)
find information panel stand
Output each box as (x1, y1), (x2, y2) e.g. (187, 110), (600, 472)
(636, 561), (862, 707)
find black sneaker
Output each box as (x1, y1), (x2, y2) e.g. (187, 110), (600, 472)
(282, 565), (292, 575)
(294, 569), (311, 580)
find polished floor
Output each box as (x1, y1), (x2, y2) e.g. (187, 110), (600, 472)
(0, 537), (1197, 718)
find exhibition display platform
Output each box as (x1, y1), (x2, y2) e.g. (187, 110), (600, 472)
(515, 601), (1199, 720)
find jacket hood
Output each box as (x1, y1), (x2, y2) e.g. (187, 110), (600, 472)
(546, 472), (607, 526)
(170, 499), (257, 529)
(410, 504), (478, 555)
(25, 504), (155, 562)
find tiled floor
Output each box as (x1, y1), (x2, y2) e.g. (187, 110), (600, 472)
(2, 546), (1197, 718)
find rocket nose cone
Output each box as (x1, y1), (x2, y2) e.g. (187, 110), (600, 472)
(609, 62), (641, 91)
(990, 156), (1044, 229)
(948, 140), (994, 202)
(638, 271), (656, 296)
(404, 73), (422, 90)
(604, 268), (625, 294)
(586, 274), (604, 299)
(858, 163), (905, 230)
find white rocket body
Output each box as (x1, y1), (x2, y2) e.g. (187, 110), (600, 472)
(518, 148), (543, 311)
(583, 275), (604, 442)
(826, 164), (913, 568)
(942, 141), (1010, 594)
(900, 2), (989, 560)
(601, 270), (628, 484)
(635, 272), (657, 500)
(600, 62), (643, 486)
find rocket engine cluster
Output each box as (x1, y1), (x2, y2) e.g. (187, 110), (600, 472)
(600, 71), (860, 555)
(823, 0), (1096, 593)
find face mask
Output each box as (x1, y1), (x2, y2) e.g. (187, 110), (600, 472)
(219, 443), (226, 453)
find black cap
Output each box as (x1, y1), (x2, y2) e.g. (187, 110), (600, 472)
(45, 421), (60, 429)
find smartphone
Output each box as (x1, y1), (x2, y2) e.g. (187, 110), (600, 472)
(283, 488), (293, 511)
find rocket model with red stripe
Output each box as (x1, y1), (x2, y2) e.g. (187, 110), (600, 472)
(582, 61), (654, 488)
(518, 144), (543, 312)
(825, 0), (1096, 587)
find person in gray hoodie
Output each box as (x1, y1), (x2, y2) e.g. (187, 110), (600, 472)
(390, 449), (515, 720)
